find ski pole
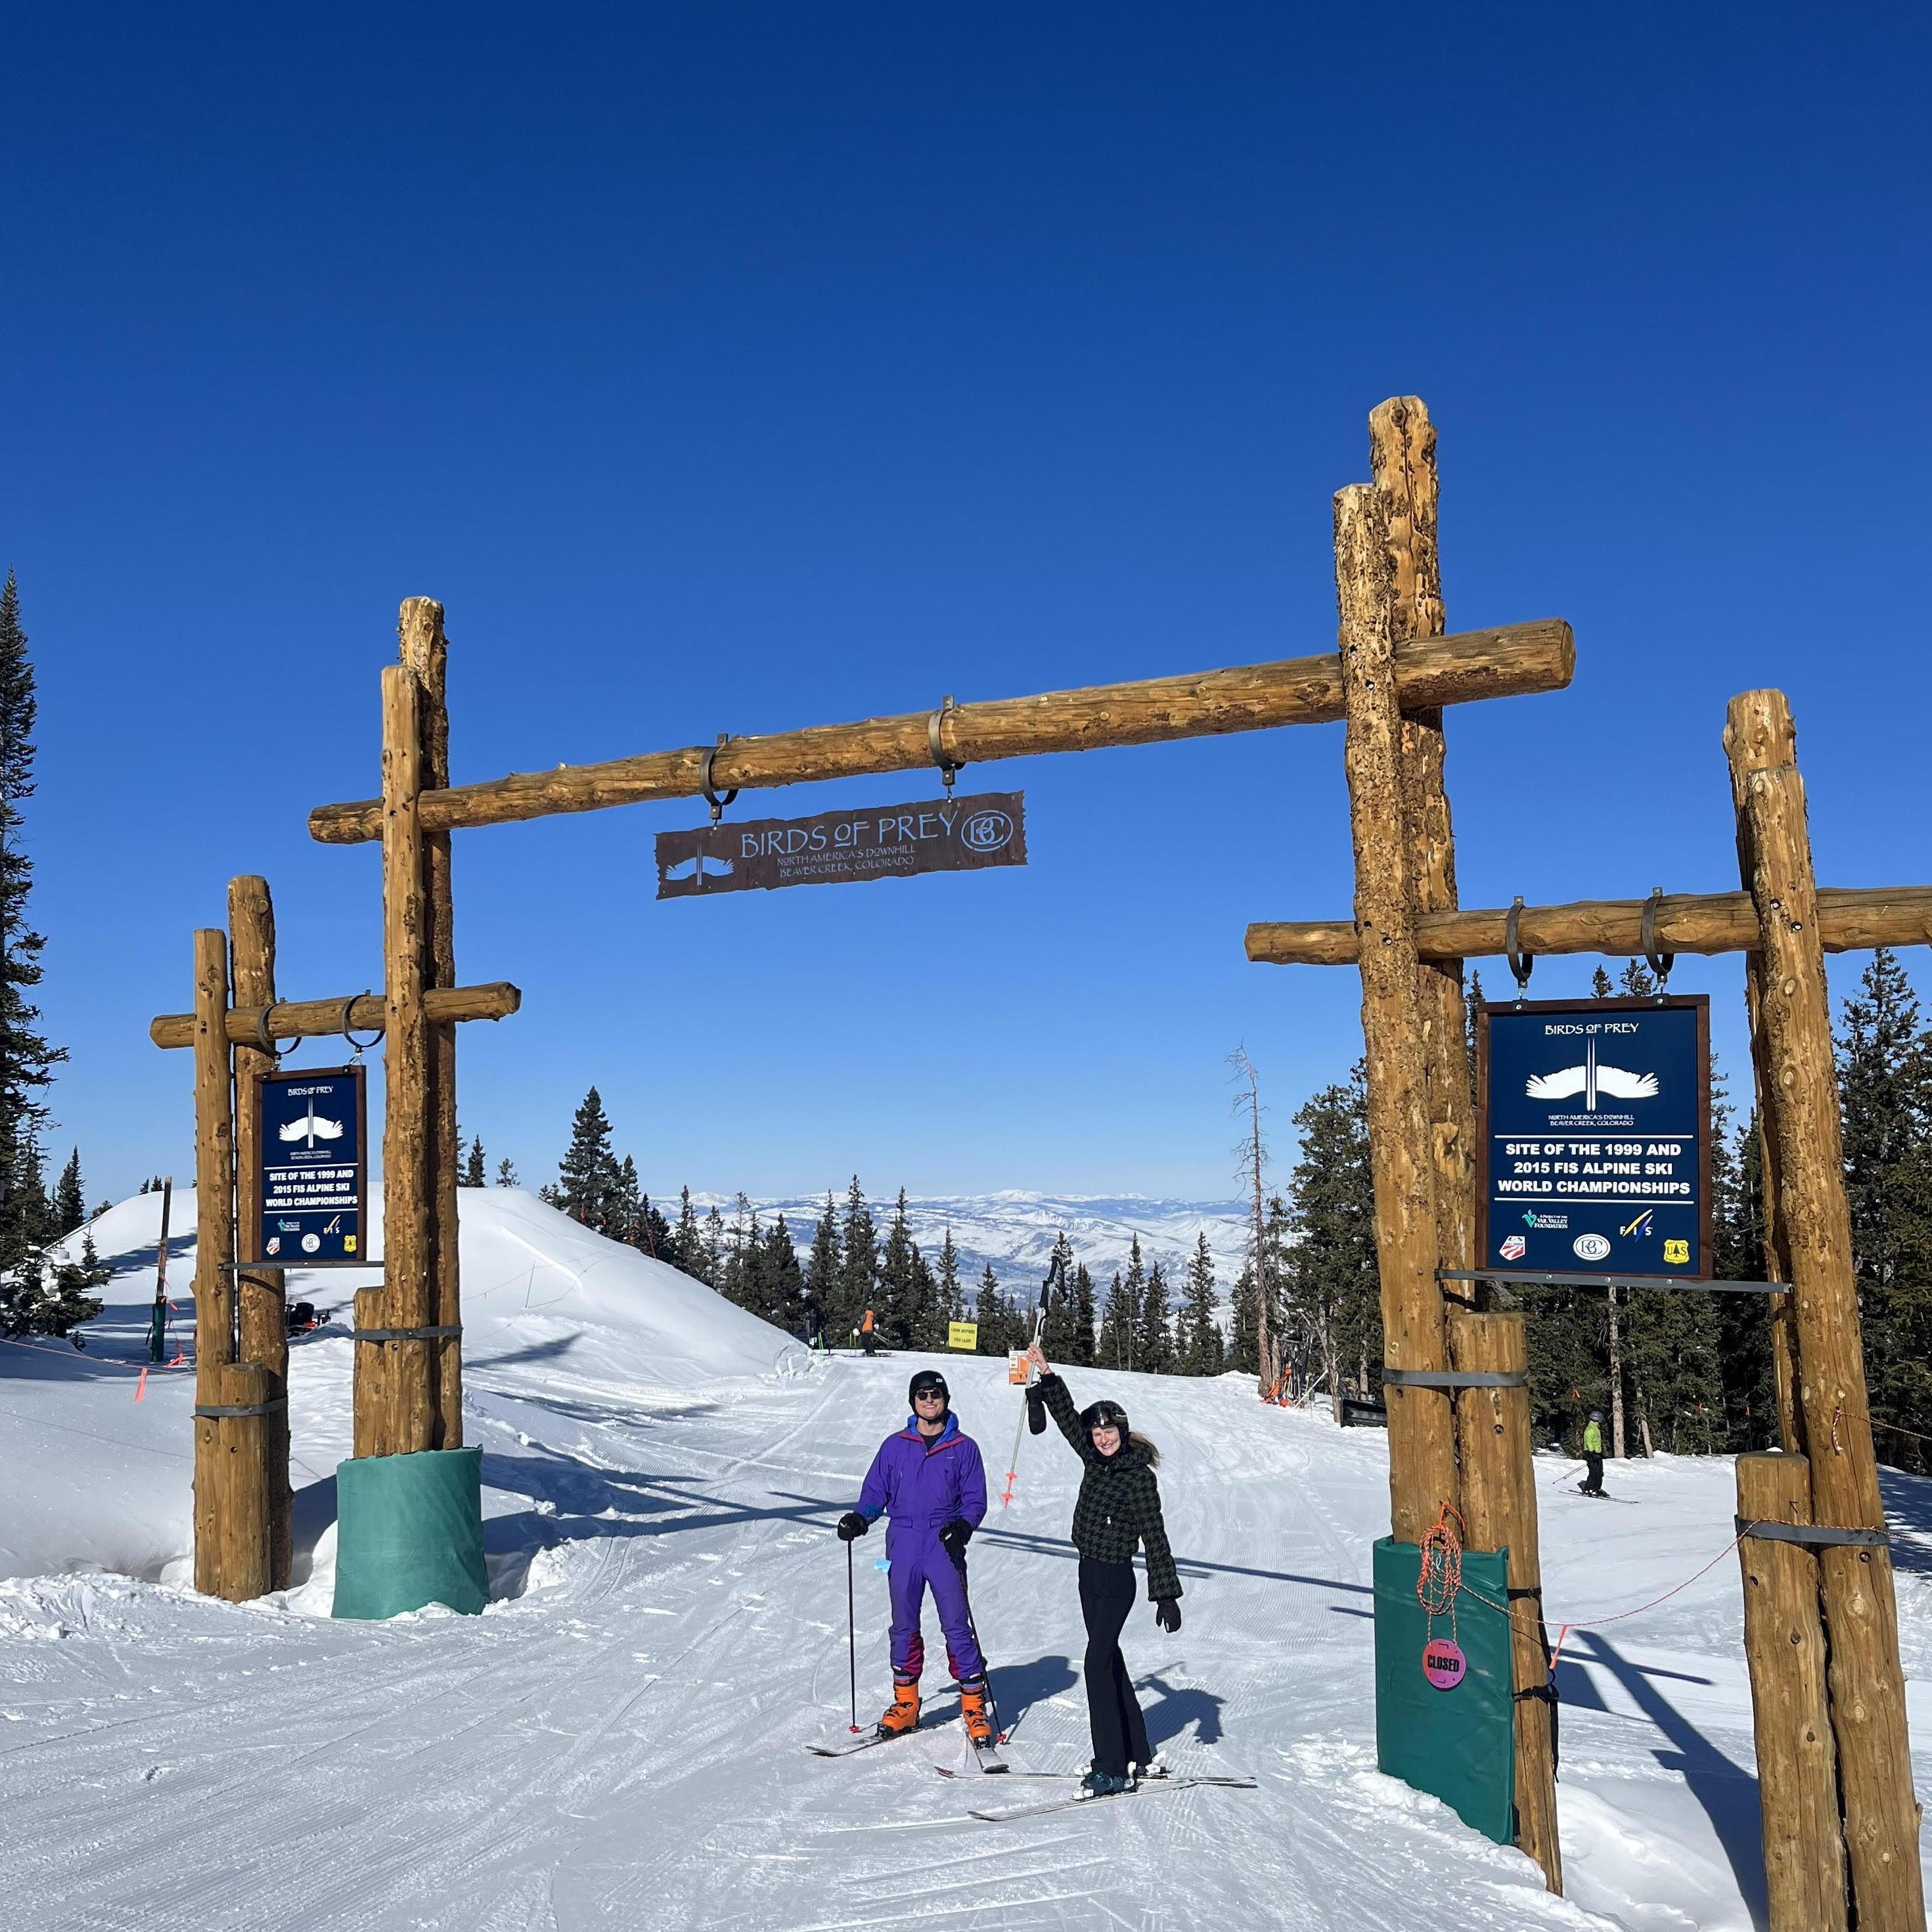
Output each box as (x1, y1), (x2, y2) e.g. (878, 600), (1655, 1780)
(846, 1537), (861, 1734)
(1000, 1284), (1052, 1508)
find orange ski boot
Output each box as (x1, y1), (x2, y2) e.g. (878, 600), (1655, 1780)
(958, 1677), (995, 1747)
(876, 1677), (920, 1739)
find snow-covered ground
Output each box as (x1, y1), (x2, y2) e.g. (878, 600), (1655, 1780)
(5, 1193), (1932, 1930)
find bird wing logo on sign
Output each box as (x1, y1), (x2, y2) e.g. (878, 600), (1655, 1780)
(1525, 1035), (1657, 1112)
(278, 1107), (345, 1148)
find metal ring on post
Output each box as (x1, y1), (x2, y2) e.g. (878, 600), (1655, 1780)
(340, 991), (384, 1056)
(699, 734), (738, 826)
(1640, 887), (1674, 994)
(1505, 896), (1535, 1002)
(254, 1001), (286, 1059)
(928, 695), (963, 826)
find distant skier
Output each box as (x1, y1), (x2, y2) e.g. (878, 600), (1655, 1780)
(1580, 1410), (1607, 1497)
(836, 1369), (995, 1749)
(860, 1307), (878, 1357)
(802, 1295), (824, 1352)
(1025, 1341), (1182, 1798)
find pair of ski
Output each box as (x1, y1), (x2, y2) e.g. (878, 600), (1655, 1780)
(804, 1730), (1255, 1820)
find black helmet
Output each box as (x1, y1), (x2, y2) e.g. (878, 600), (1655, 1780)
(909, 1370), (950, 1405)
(1079, 1399), (1129, 1435)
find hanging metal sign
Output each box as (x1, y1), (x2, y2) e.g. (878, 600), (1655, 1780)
(655, 791), (1027, 899)
(251, 1064), (368, 1267)
(1477, 996), (1712, 1280)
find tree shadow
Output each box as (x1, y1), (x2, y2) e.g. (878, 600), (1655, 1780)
(1573, 1631), (1768, 1931)
(1877, 1468), (1932, 1577)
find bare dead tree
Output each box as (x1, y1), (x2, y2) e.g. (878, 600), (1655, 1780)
(1228, 1045), (1278, 1396)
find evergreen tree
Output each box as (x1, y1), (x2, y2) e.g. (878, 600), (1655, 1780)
(973, 1263), (1008, 1355)
(635, 1188), (671, 1261)
(556, 1088), (621, 1231)
(1040, 1232), (1081, 1361)
(1590, 965), (1615, 999)
(838, 1177), (878, 1342)
(1618, 958), (1658, 998)
(1228, 1261), (1259, 1377)
(52, 1148), (84, 1236)
(462, 1137), (487, 1187)
(878, 1189), (919, 1348)
(760, 1214), (807, 1332)
(0, 1228), (105, 1338)
(495, 1156), (519, 1188)
(0, 574), (64, 1279)
(908, 1244), (942, 1348)
(1280, 1069), (1377, 1409)
(1096, 1268), (1135, 1372)
(700, 1205), (726, 1290)
(805, 1193), (843, 1328)
(1136, 1259), (1175, 1373)
(1068, 1261), (1097, 1366)
(934, 1227), (964, 1332)
(671, 1186), (705, 1276)
(1177, 1231), (1224, 1376)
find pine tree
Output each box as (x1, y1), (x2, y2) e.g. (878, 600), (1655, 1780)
(1618, 959), (1658, 998)
(761, 1214), (806, 1332)
(878, 1189), (919, 1348)
(495, 1156), (519, 1188)
(1136, 1259), (1175, 1373)
(908, 1244), (941, 1348)
(700, 1205), (726, 1288)
(462, 1137), (487, 1187)
(1040, 1232), (1081, 1361)
(556, 1088), (621, 1231)
(0, 574), (64, 1280)
(1178, 1231), (1224, 1376)
(1590, 965), (1615, 999)
(1096, 1268), (1134, 1372)
(671, 1186), (705, 1276)
(838, 1178), (878, 1342)
(973, 1263), (1007, 1355)
(1280, 1068), (1378, 1413)
(805, 1193), (842, 1328)
(934, 1226), (964, 1332)
(53, 1148), (84, 1236)
(0, 1226), (106, 1338)
(1069, 1262), (1097, 1366)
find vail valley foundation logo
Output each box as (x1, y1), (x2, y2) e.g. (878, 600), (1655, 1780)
(1526, 1036), (1658, 1112)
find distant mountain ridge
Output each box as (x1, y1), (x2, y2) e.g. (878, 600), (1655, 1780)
(692, 1189), (1251, 1299)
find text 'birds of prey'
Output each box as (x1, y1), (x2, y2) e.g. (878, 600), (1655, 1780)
(1525, 1037), (1657, 1112)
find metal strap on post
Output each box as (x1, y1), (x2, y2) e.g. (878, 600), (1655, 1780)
(1441, 1268), (1786, 1295)
(1505, 895), (1534, 1001)
(698, 735), (738, 825)
(1381, 1368), (1528, 1389)
(353, 1323), (464, 1342)
(194, 1397), (290, 1419)
(1736, 1516), (1889, 1549)
(1640, 886), (1675, 991)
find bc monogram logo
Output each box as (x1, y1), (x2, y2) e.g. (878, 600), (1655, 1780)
(960, 809), (1014, 853)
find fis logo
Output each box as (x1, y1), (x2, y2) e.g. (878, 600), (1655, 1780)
(1620, 1209), (1655, 1239)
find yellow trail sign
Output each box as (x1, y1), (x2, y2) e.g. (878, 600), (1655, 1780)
(947, 1320), (979, 1353)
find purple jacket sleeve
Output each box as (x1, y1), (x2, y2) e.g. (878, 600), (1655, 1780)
(857, 1439), (894, 1521)
(957, 1437), (988, 1529)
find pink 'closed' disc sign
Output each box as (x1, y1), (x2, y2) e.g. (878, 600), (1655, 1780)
(1422, 1637), (1466, 1691)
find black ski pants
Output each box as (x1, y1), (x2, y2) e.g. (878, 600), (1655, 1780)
(1582, 1452), (1605, 1496)
(1079, 1557), (1150, 1776)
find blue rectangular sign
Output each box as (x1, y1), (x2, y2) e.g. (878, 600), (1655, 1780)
(1479, 997), (1711, 1280)
(254, 1065), (367, 1267)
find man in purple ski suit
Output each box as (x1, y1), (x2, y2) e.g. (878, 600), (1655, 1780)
(836, 1369), (993, 1743)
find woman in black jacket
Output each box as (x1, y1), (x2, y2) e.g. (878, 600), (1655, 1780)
(1024, 1340), (1182, 1796)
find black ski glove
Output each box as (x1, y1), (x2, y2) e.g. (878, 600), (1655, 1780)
(836, 1511), (870, 1542)
(938, 1518), (973, 1564)
(1154, 1598), (1182, 1634)
(1025, 1385), (1046, 1435)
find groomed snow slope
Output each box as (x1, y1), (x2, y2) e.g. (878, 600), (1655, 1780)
(5, 1200), (1932, 1930)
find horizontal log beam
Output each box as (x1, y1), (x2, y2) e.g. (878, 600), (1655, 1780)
(1246, 887), (1932, 967)
(150, 982), (520, 1050)
(309, 619), (1574, 844)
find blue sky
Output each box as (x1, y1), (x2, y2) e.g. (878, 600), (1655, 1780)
(4, 6), (1929, 1204)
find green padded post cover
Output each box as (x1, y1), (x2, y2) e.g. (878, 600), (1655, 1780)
(1372, 1537), (1515, 1844)
(332, 1447), (488, 1620)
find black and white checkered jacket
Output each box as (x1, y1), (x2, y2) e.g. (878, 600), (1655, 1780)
(1036, 1372), (1182, 1603)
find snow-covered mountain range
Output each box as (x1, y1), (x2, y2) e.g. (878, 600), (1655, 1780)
(694, 1188), (1252, 1296)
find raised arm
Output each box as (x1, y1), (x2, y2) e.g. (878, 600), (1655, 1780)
(1031, 1363), (1098, 1465)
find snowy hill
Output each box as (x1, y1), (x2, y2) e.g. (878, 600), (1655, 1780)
(702, 1188), (1253, 1295)
(5, 1192), (1932, 1928)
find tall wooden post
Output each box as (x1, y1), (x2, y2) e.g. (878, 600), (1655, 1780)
(229, 876), (292, 1587)
(191, 928), (235, 1594)
(1736, 1452), (1847, 1932)
(381, 662), (435, 1456)
(399, 598), (462, 1449)
(1726, 689), (1923, 1930)
(1335, 483), (1457, 1544)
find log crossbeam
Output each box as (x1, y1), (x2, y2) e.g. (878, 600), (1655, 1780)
(307, 620), (1575, 843)
(1247, 886), (1932, 967)
(149, 983), (520, 1050)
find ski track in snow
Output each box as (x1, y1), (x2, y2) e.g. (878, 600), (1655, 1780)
(7, 1194), (1932, 1929)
